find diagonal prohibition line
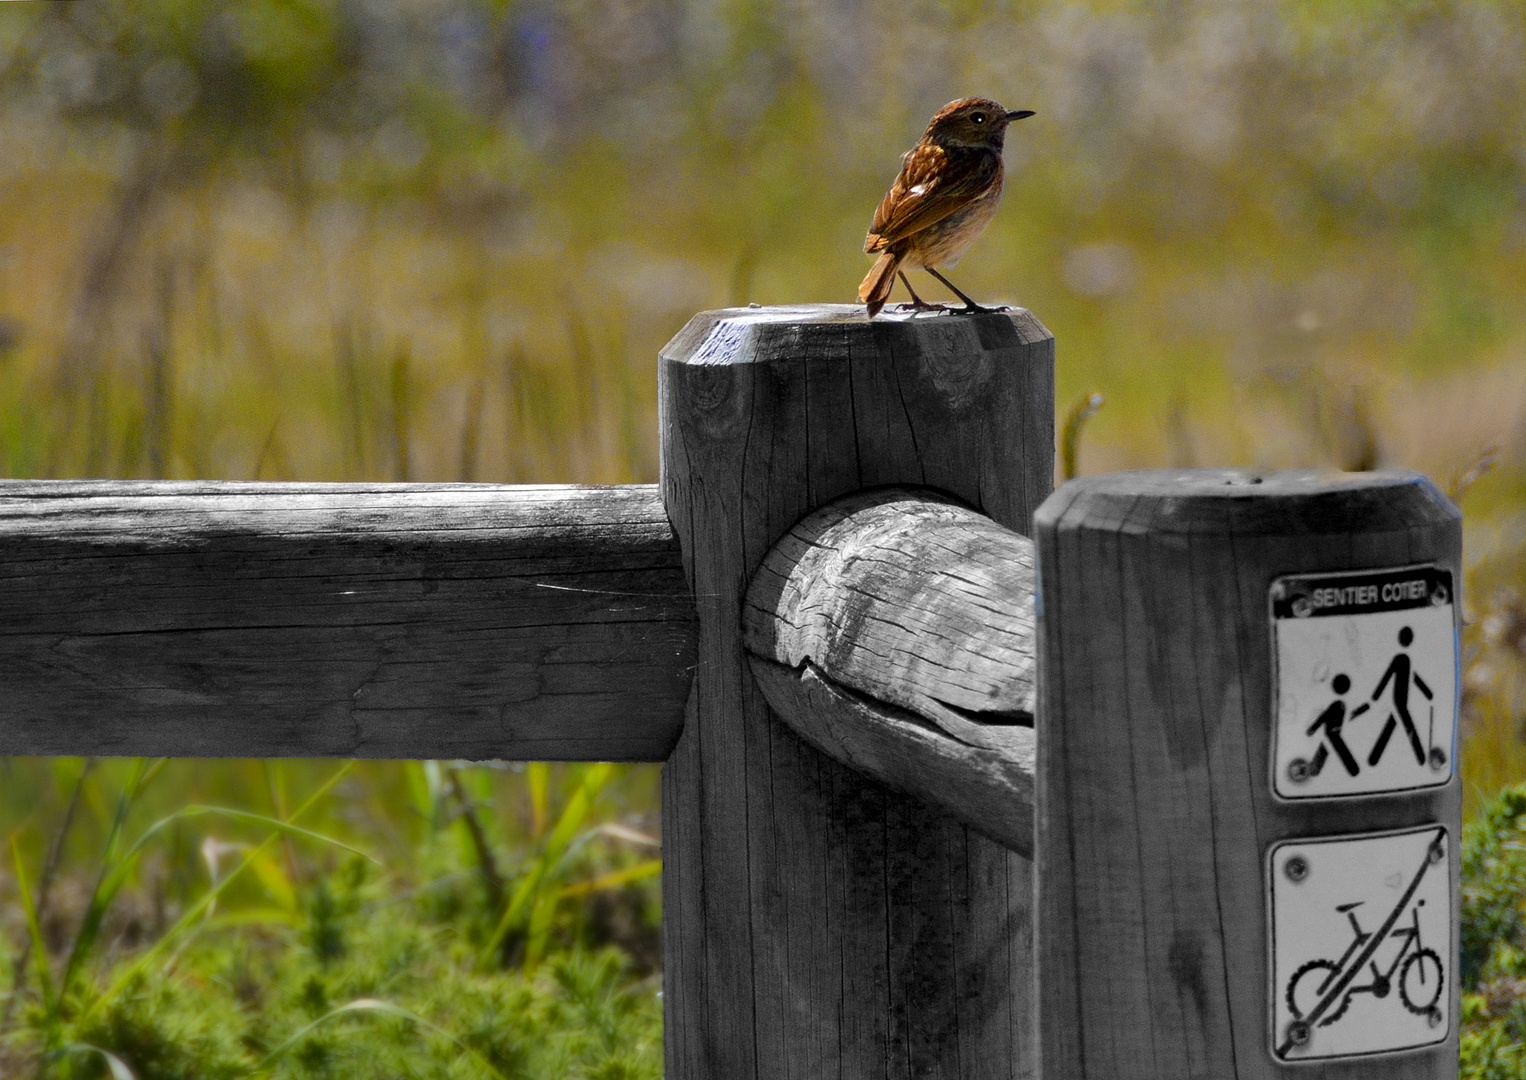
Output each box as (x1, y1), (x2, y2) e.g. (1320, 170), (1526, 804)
(1276, 827), (1445, 1059)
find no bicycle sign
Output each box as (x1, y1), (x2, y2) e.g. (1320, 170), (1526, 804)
(1268, 825), (1451, 1061)
(1270, 565), (1458, 800)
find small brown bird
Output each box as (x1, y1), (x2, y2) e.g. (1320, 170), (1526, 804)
(859, 97), (1034, 318)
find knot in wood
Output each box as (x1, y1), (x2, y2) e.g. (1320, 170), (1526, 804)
(911, 320), (995, 409)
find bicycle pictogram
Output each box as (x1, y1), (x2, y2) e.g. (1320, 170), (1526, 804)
(1285, 899), (1444, 1028)
(1274, 830), (1447, 1059)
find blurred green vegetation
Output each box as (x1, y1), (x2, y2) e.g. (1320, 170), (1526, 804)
(0, 759), (662, 1076)
(0, 0), (1524, 1073)
(1459, 783), (1526, 1078)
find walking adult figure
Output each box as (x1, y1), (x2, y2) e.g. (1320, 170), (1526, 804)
(1363, 626), (1433, 768)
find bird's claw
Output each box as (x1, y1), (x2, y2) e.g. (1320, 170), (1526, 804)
(893, 301), (953, 316)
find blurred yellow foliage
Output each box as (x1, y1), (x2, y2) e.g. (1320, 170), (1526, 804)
(0, 0), (1519, 491)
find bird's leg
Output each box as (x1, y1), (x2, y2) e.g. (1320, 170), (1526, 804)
(924, 267), (1009, 314)
(893, 272), (948, 314)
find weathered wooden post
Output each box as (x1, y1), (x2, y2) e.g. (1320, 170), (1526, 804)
(659, 305), (1053, 1078)
(1034, 469), (1461, 1079)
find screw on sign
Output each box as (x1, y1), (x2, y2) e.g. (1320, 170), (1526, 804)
(1268, 826), (1451, 1062)
(1271, 565), (1457, 800)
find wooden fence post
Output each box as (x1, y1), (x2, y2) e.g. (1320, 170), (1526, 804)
(1034, 469), (1461, 1079)
(659, 304), (1054, 1079)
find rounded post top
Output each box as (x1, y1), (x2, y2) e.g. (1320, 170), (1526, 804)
(1051, 467), (1444, 499)
(1037, 467), (1459, 535)
(660, 303), (1052, 367)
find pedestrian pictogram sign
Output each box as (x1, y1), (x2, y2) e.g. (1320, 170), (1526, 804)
(1271, 565), (1457, 800)
(1268, 826), (1451, 1062)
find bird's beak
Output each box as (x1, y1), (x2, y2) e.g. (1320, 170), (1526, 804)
(1007, 110), (1036, 121)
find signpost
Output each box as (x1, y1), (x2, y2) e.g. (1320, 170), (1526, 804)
(1035, 468), (1461, 1080)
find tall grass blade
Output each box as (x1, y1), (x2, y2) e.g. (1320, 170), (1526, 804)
(59, 758), (151, 1006)
(1061, 391), (1104, 481)
(253, 998), (511, 1080)
(1449, 444), (1499, 503)
(80, 762), (356, 1025)
(404, 761), (435, 831)
(202, 906), (304, 931)
(142, 259), (175, 479)
(527, 762), (549, 839)
(423, 761), (445, 830)
(11, 836), (57, 1022)
(334, 317), (369, 478)
(557, 859), (661, 899)
(59, 800), (377, 1014)
(133, 759), (168, 796)
(247, 848), (299, 912)
(262, 759), (302, 887)
(458, 375), (485, 482)
(58, 1043), (137, 1080)
(593, 822), (658, 848)
(447, 765), (505, 911)
(2, 757), (92, 1029)
(480, 762), (614, 970)
(390, 339), (412, 482)
(175, 807), (378, 864)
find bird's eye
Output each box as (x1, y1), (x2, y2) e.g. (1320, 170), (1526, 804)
(972, 113), (985, 123)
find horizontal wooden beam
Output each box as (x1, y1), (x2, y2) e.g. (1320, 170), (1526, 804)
(743, 489), (1036, 855)
(0, 481), (696, 760)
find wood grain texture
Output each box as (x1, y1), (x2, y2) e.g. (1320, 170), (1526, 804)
(740, 487), (1036, 852)
(747, 655), (1035, 856)
(1034, 468), (1462, 1080)
(743, 487), (1036, 743)
(0, 481), (695, 760)
(659, 304), (1053, 1080)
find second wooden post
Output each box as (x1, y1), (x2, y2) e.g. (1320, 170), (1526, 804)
(659, 304), (1054, 1078)
(1034, 469), (1461, 1079)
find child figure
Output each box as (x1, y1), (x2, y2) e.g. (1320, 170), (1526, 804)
(1306, 673), (1360, 777)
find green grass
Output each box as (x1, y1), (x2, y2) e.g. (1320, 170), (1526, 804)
(0, 761), (663, 1077)
(1461, 785), (1526, 1078)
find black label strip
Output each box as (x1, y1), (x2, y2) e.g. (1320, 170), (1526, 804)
(1272, 565), (1452, 620)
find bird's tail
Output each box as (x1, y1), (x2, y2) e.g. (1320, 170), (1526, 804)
(858, 251), (899, 318)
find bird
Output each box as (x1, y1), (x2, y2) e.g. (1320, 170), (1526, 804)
(858, 97), (1034, 318)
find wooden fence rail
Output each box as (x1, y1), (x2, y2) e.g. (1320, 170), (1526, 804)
(0, 304), (1462, 1080)
(744, 486), (1037, 856)
(0, 481), (694, 759)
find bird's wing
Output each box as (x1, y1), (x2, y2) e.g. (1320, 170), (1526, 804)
(865, 145), (1000, 252)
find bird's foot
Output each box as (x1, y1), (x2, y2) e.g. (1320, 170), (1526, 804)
(955, 301), (1012, 315)
(893, 300), (953, 316)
